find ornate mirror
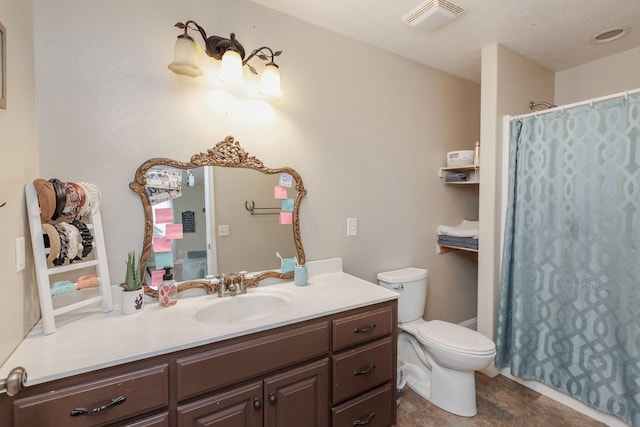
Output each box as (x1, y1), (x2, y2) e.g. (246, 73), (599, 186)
(129, 136), (307, 297)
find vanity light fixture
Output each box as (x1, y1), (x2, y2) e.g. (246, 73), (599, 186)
(168, 20), (283, 97)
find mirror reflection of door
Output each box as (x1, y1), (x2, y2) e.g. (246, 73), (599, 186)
(213, 167), (297, 274)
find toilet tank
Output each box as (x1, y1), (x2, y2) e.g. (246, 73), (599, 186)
(377, 268), (428, 323)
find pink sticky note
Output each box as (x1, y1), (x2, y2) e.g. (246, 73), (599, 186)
(155, 207), (173, 224)
(153, 237), (172, 253)
(151, 270), (165, 287)
(274, 185), (288, 199)
(165, 223), (184, 239)
(279, 211), (293, 225)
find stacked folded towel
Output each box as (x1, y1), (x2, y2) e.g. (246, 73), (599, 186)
(437, 220), (479, 238)
(437, 220), (479, 250)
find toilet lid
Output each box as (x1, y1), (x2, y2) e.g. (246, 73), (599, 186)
(416, 320), (496, 356)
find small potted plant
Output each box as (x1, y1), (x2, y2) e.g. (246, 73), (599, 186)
(120, 251), (146, 314)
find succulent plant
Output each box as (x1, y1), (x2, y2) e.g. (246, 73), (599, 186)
(122, 251), (146, 291)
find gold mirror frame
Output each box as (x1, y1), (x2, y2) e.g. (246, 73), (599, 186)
(129, 136), (307, 298)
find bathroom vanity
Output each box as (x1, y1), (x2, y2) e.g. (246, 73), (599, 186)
(0, 264), (398, 426)
(3, 139), (399, 425)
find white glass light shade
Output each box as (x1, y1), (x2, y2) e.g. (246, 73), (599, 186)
(218, 49), (244, 85)
(168, 37), (203, 77)
(259, 64), (283, 97)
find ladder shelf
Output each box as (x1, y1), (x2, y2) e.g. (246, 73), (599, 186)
(25, 182), (113, 335)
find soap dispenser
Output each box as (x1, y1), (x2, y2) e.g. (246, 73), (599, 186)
(159, 267), (177, 307)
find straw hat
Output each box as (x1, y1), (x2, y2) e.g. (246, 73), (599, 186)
(33, 179), (56, 222)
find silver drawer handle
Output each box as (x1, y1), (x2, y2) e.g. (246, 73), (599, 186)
(353, 363), (376, 376)
(353, 412), (376, 425)
(70, 395), (126, 416)
(354, 323), (376, 333)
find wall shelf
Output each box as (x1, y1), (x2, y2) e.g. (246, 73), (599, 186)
(439, 165), (479, 184)
(437, 244), (479, 254)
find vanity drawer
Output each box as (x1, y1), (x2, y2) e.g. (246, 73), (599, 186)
(12, 364), (169, 427)
(332, 383), (393, 427)
(332, 305), (394, 352)
(177, 321), (329, 401)
(332, 336), (393, 404)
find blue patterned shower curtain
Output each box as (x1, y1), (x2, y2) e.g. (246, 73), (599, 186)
(495, 94), (640, 426)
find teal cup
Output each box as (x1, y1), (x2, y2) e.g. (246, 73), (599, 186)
(294, 265), (308, 286)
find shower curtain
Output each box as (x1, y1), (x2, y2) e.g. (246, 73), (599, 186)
(495, 94), (640, 426)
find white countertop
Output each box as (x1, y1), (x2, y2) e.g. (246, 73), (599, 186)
(0, 259), (397, 388)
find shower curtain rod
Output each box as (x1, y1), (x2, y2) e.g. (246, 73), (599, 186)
(514, 87), (640, 120)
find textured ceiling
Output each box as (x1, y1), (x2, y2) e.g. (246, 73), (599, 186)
(250, 0), (640, 83)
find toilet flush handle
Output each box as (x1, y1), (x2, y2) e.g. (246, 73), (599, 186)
(392, 283), (404, 291)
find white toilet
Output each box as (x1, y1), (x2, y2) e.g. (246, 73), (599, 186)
(378, 267), (496, 417)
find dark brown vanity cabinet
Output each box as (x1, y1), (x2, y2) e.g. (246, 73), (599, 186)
(0, 300), (396, 426)
(176, 359), (329, 427)
(331, 305), (396, 427)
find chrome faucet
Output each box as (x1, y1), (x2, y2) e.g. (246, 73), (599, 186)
(216, 272), (248, 297)
(226, 272), (246, 295)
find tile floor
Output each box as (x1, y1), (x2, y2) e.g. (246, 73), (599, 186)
(394, 373), (607, 426)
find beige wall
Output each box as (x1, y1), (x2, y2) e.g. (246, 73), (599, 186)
(477, 44), (555, 340)
(0, 0), (40, 364)
(28, 0), (479, 336)
(555, 46), (640, 104)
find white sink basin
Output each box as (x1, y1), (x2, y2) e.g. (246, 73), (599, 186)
(195, 288), (298, 324)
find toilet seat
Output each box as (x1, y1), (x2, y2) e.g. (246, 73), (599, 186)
(416, 320), (495, 356)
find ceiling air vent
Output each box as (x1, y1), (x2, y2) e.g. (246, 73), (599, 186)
(402, 0), (464, 32)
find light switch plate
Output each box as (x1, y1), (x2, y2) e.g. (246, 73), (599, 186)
(218, 225), (230, 236)
(347, 218), (358, 236)
(15, 237), (26, 272)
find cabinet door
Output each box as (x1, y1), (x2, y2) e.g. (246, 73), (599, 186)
(122, 411), (170, 427)
(177, 381), (262, 427)
(264, 359), (329, 427)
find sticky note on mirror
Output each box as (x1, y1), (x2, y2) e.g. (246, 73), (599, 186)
(280, 211), (293, 225)
(279, 173), (293, 188)
(151, 270), (165, 287)
(153, 237), (172, 253)
(274, 185), (288, 199)
(281, 198), (294, 212)
(154, 207), (173, 224)
(165, 223), (183, 239)
(155, 252), (174, 269)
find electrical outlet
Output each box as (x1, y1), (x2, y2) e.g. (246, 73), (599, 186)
(347, 218), (358, 236)
(218, 224), (230, 236)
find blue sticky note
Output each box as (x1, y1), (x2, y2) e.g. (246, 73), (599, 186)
(281, 198), (294, 212)
(155, 252), (174, 269)
(281, 258), (296, 273)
